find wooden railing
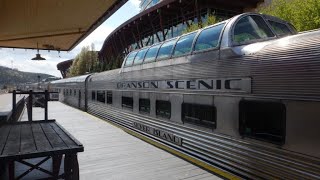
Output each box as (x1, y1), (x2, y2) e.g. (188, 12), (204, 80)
(12, 90), (58, 122)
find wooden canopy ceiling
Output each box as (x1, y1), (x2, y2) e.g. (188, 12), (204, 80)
(0, 0), (127, 51)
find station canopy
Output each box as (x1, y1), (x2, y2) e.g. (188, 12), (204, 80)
(0, 0), (127, 51)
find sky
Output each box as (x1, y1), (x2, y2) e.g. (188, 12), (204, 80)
(0, 0), (141, 78)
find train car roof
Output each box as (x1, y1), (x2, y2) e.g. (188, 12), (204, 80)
(87, 68), (121, 82)
(119, 12), (297, 70)
(64, 13), (300, 81)
(51, 74), (91, 84)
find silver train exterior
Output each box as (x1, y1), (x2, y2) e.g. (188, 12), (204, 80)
(19, 77), (61, 100)
(50, 13), (320, 179)
(51, 74), (90, 111)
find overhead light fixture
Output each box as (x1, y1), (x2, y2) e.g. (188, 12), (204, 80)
(31, 43), (46, 60)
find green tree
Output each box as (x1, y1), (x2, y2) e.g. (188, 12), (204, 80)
(68, 58), (78, 76)
(259, 0), (320, 32)
(183, 14), (220, 34)
(67, 44), (99, 77)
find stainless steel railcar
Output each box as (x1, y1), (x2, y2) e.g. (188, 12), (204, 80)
(50, 74), (90, 111)
(19, 77), (61, 100)
(51, 13), (320, 179)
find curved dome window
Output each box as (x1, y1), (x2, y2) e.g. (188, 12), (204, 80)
(144, 44), (161, 63)
(194, 23), (225, 52)
(268, 20), (292, 37)
(124, 51), (138, 67)
(173, 32), (197, 57)
(233, 15), (274, 45)
(156, 39), (177, 60)
(133, 48), (148, 65)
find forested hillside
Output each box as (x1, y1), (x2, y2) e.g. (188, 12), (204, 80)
(0, 65), (55, 88)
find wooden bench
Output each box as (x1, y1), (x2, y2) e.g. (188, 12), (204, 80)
(0, 120), (84, 180)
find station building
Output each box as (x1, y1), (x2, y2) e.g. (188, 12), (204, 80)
(57, 59), (73, 78)
(57, 0), (270, 77)
(98, 0), (270, 66)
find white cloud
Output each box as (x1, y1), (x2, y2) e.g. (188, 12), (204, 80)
(0, 48), (73, 77)
(130, 0), (141, 10)
(0, 56), (61, 77)
(75, 25), (114, 51)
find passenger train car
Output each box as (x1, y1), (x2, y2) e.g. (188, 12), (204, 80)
(19, 77), (61, 100)
(50, 13), (320, 179)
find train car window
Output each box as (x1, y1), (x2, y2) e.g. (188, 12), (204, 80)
(92, 91), (96, 101)
(239, 100), (286, 145)
(122, 97), (133, 109)
(194, 23), (225, 51)
(133, 48), (148, 65)
(268, 20), (292, 36)
(182, 103), (216, 129)
(287, 23), (297, 33)
(144, 44), (161, 63)
(124, 51), (138, 67)
(74, 89), (76, 96)
(156, 100), (171, 119)
(139, 99), (150, 114)
(156, 39), (176, 60)
(97, 91), (105, 103)
(233, 15), (274, 45)
(173, 32), (197, 57)
(106, 91), (112, 104)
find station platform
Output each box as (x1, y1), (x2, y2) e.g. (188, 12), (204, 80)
(19, 101), (222, 180)
(0, 93), (26, 122)
(0, 94), (14, 113)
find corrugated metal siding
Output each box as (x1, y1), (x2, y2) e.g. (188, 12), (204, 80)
(88, 102), (320, 180)
(252, 34), (320, 100)
(90, 31), (320, 101)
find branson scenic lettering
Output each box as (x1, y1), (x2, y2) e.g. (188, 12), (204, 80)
(117, 78), (251, 92)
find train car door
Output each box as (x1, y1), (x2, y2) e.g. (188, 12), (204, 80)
(78, 89), (81, 109)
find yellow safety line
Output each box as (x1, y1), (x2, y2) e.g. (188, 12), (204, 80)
(81, 110), (241, 180)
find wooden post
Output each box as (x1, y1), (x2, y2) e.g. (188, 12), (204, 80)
(8, 161), (14, 180)
(45, 90), (48, 121)
(28, 90), (33, 122)
(131, 31), (141, 49)
(64, 154), (79, 180)
(148, 15), (161, 42)
(12, 90), (16, 122)
(158, 9), (165, 41)
(64, 155), (71, 180)
(52, 155), (62, 178)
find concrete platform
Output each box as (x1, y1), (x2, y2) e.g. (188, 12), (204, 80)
(23, 102), (222, 180)
(0, 94), (13, 113)
(0, 93), (26, 110)
(0, 93), (26, 123)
